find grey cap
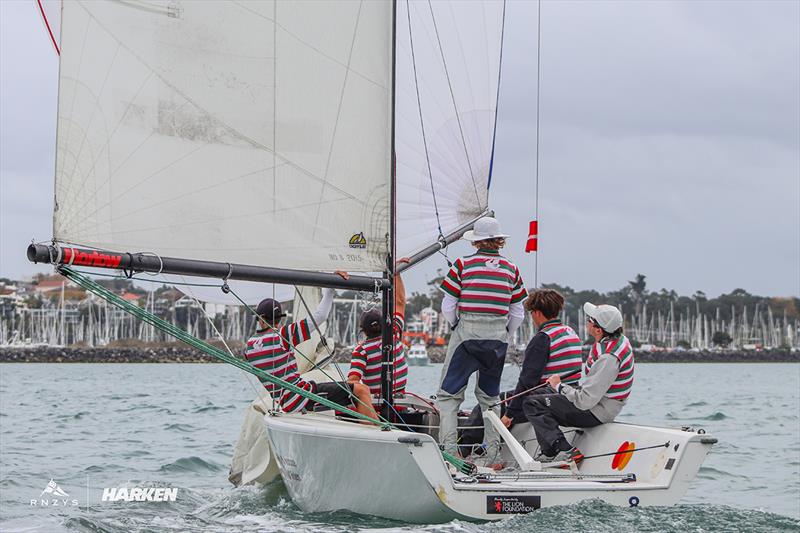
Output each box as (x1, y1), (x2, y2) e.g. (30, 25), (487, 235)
(584, 302), (623, 332)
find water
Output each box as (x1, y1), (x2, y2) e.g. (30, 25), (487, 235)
(0, 362), (798, 532)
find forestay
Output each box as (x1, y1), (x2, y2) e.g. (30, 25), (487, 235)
(53, 1), (393, 273)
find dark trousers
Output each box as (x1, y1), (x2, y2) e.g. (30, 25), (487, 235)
(522, 391), (602, 456)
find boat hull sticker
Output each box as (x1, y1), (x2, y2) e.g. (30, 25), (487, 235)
(486, 495), (541, 514)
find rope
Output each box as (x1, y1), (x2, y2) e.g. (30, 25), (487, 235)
(57, 266), (474, 474)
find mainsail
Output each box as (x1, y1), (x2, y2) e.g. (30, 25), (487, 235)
(47, 0), (504, 277)
(53, 1), (393, 273)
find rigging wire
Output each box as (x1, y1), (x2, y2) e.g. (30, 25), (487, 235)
(426, 0), (482, 207)
(293, 285), (348, 383)
(177, 274), (270, 406)
(57, 265), (475, 474)
(406, 0), (445, 243)
(71, 267), (364, 413)
(224, 284), (382, 421)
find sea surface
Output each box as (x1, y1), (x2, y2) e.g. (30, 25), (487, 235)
(0, 362), (798, 532)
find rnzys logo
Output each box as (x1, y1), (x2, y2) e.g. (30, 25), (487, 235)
(348, 232), (367, 249)
(31, 479), (79, 507)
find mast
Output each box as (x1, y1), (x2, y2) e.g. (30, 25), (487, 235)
(380, 0), (398, 421)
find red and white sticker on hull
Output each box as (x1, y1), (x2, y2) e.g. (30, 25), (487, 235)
(36, 0), (60, 55)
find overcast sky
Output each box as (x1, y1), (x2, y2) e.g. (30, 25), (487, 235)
(1, 0), (798, 298)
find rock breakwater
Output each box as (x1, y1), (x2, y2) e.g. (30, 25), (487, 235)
(0, 345), (796, 364)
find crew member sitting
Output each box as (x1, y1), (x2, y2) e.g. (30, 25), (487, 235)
(524, 302), (635, 464)
(501, 288), (583, 428)
(244, 279), (378, 422)
(348, 265), (408, 397)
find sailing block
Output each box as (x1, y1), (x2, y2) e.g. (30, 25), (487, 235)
(483, 411), (541, 472)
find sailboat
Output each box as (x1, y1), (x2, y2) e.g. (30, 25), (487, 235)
(28, 0), (716, 522)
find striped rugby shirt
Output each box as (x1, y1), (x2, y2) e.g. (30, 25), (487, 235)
(439, 249), (527, 315)
(348, 313), (407, 396)
(538, 319), (583, 384)
(244, 319), (316, 412)
(586, 334), (635, 401)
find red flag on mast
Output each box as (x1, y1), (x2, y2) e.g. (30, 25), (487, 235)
(525, 220), (538, 253)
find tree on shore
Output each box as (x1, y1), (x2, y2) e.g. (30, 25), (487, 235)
(712, 331), (733, 347)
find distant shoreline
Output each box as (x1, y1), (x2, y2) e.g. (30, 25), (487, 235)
(0, 346), (797, 364)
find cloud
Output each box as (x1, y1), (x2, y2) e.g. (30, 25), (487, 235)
(1, 0), (797, 298)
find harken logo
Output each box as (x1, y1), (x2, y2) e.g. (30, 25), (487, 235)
(349, 232), (367, 249)
(102, 487), (178, 502)
(31, 479), (78, 507)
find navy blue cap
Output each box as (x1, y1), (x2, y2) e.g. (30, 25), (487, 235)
(256, 298), (284, 322)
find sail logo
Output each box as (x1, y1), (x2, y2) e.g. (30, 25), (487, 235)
(62, 247), (122, 268)
(101, 487), (178, 502)
(349, 232), (367, 249)
(30, 479), (79, 507)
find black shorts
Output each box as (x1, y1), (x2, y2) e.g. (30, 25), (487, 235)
(309, 381), (355, 411)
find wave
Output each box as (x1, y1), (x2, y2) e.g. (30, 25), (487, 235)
(698, 466), (749, 480)
(158, 456), (223, 473)
(454, 501), (800, 533)
(665, 411), (728, 421)
(163, 423), (195, 432)
(192, 404), (233, 413)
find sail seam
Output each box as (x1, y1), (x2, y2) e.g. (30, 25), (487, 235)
(311, 1), (366, 238)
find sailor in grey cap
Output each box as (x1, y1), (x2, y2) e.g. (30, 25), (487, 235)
(523, 302), (636, 464)
(437, 216), (527, 469)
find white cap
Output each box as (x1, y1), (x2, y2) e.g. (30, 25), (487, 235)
(462, 217), (509, 242)
(584, 302), (623, 332)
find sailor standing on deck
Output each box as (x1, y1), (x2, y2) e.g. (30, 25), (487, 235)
(437, 217), (527, 466)
(501, 288), (583, 429)
(244, 279), (378, 422)
(524, 302), (635, 464)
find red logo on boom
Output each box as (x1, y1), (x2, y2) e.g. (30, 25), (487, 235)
(62, 248), (122, 269)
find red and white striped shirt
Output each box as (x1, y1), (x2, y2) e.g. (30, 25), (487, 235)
(586, 334), (635, 401)
(348, 313), (407, 396)
(539, 319), (583, 384)
(439, 249), (527, 316)
(244, 319), (315, 412)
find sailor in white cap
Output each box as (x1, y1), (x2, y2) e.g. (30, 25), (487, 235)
(437, 216), (527, 468)
(523, 302), (635, 464)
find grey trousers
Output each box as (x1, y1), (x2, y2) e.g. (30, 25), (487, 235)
(523, 391), (602, 456)
(437, 314), (508, 457)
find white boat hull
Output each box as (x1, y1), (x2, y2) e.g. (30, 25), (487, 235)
(264, 412), (716, 523)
